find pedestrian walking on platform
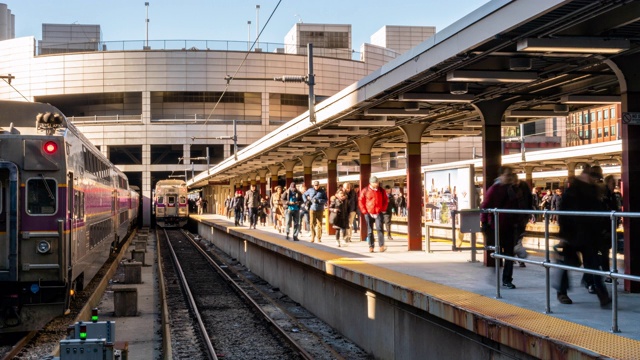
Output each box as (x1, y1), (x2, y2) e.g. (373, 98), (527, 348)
(480, 166), (520, 289)
(224, 195), (233, 219)
(359, 176), (388, 253)
(282, 182), (303, 241)
(383, 185), (396, 241)
(303, 180), (328, 243)
(342, 182), (358, 242)
(329, 190), (349, 247)
(245, 184), (261, 229)
(271, 186), (285, 233)
(231, 191), (245, 226)
(555, 164), (611, 307)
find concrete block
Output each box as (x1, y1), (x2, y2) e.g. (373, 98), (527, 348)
(131, 249), (145, 265)
(123, 262), (142, 284)
(134, 241), (147, 251)
(114, 288), (137, 317)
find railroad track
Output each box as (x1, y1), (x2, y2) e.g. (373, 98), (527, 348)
(159, 228), (370, 360)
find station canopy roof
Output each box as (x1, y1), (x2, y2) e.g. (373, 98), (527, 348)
(189, 0), (640, 188)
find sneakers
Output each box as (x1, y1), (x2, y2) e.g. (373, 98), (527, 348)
(336, 241), (341, 247)
(587, 285), (596, 294)
(604, 277), (613, 283)
(502, 282), (516, 289)
(519, 262), (526, 268)
(293, 237), (299, 241)
(380, 245), (387, 252)
(285, 234), (289, 240)
(369, 247), (374, 253)
(557, 293), (573, 304)
(310, 238), (315, 243)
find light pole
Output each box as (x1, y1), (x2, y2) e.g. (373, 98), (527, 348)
(145, 2), (150, 49)
(247, 21), (251, 51)
(255, 5), (260, 50)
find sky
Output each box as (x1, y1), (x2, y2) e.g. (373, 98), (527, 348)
(3, 0), (491, 50)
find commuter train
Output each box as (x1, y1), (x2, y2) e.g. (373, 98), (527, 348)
(0, 100), (139, 333)
(154, 179), (188, 227)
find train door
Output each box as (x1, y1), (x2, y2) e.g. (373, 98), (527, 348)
(0, 162), (18, 281)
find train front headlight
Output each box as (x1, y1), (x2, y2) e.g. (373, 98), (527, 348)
(37, 240), (52, 254)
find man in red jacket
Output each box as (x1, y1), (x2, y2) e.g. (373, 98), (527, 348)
(359, 176), (389, 252)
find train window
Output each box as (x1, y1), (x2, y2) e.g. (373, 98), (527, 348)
(157, 196), (164, 204)
(179, 196), (187, 204)
(168, 196), (176, 205)
(26, 177), (57, 215)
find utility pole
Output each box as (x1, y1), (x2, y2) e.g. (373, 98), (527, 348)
(225, 43), (316, 123)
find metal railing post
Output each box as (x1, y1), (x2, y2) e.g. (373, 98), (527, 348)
(543, 211), (552, 314)
(610, 211), (620, 333)
(494, 210), (501, 299)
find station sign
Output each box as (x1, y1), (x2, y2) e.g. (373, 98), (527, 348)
(622, 112), (640, 125)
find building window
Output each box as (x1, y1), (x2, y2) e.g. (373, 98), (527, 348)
(604, 127), (609, 137)
(611, 125), (616, 136)
(603, 108), (609, 120)
(280, 94), (308, 106)
(597, 128), (602, 138)
(611, 107), (616, 119)
(579, 130), (584, 138)
(578, 113), (583, 124)
(598, 111), (603, 121)
(590, 112), (596, 123)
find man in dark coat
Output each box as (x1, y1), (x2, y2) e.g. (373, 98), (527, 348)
(556, 165), (611, 307)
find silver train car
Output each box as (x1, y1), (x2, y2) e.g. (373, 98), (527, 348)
(0, 100), (139, 333)
(154, 179), (188, 227)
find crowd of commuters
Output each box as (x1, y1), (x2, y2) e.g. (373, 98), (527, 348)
(479, 163), (621, 308)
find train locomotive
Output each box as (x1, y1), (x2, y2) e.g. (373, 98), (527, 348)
(0, 100), (139, 333)
(154, 179), (188, 227)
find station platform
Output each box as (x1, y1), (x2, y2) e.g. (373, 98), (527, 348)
(191, 213), (640, 359)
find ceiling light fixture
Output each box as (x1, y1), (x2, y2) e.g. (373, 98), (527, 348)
(338, 120), (396, 127)
(404, 102), (421, 111)
(399, 92), (474, 103)
(449, 82), (468, 95)
(509, 58), (532, 70)
(365, 109), (432, 116)
(517, 37), (630, 54)
(447, 70), (537, 83)
(505, 110), (568, 118)
(560, 95), (621, 104)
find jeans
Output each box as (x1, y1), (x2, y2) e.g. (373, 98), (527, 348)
(383, 213), (392, 238)
(285, 209), (301, 238)
(234, 209), (243, 225)
(365, 213), (384, 248)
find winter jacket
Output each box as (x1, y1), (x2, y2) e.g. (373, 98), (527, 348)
(303, 187), (328, 211)
(244, 189), (261, 209)
(329, 196), (349, 229)
(358, 185), (388, 215)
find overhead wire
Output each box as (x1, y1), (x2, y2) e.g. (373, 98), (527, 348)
(203, 0), (283, 126)
(1, 77), (31, 102)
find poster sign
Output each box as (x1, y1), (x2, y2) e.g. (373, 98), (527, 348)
(424, 165), (475, 223)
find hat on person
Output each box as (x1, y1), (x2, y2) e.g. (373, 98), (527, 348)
(589, 165), (604, 180)
(369, 176), (379, 184)
(384, 185), (391, 189)
(236, 190), (242, 195)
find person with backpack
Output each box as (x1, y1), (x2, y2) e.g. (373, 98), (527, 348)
(281, 182), (303, 241)
(303, 180), (328, 243)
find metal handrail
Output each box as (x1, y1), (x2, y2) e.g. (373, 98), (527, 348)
(471, 207), (639, 333)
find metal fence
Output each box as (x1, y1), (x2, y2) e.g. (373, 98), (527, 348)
(454, 207), (640, 333)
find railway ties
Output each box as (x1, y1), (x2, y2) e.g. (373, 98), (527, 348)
(158, 228), (369, 360)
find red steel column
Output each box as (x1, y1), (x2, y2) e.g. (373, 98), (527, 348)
(283, 160), (297, 188)
(401, 124), (428, 251)
(300, 155), (317, 189)
(323, 148), (342, 236)
(608, 54), (640, 292)
(354, 137), (376, 242)
(268, 164), (281, 191)
(473, 99), (512, 267)
(257, 169), (269, 197)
